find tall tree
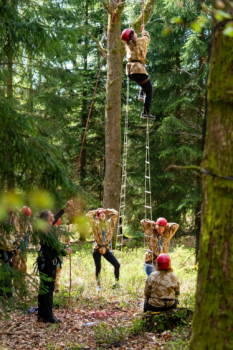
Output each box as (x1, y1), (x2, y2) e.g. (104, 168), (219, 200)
(103, 0), (157, 210)
(190, 3), (233, 349)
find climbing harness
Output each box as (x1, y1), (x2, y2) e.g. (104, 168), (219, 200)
(64, 0), (119, 318)
(157, 235), (163, 253)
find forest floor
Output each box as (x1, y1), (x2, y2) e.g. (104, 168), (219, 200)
(0, 236), (196, 350)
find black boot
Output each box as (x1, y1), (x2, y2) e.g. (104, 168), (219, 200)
(140, 112), (155, 120)
(38, 316), (61, 323)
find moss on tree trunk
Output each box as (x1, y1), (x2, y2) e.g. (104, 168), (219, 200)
(190, 5), (233, 349)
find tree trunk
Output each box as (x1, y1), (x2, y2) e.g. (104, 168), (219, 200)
(79, 0), (89, 242)
(80, 0), (88, 187)
(103, 1), (125, 210)
(7, 38), (14, 190)
(190, 5), (233, 349)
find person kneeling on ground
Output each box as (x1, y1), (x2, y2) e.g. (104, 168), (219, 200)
(37, 201), (72, 324)
(86, 208), (120, 292)
(144, 253), (180, 312)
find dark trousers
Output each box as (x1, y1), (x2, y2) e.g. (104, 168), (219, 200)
(129, 74), (153, 114)
(144, 298), (177, 313)
(38, 264), (56, 319)
(92, 250), (120, 280)
(0, 250), (13, 298)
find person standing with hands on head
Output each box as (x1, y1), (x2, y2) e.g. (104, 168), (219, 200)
(86, 208), (120, 291)
(37, 200), (73, 323)
(141, 217), (179, 277)
(121, 24), (155, 120)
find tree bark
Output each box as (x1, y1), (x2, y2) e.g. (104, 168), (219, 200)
(190, 4), (233, 349)
(103, 0), (157, 210)
(103, 0), (126, 209)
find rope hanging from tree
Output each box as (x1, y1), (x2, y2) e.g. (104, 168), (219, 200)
(63, 0), (119, 318)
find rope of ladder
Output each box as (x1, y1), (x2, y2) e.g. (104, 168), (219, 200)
(114, 77), (129, 252)
(63, 0), (119, 318)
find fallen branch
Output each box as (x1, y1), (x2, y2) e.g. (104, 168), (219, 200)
(175, 55), (209, 77)
(0, 331), (24, 335)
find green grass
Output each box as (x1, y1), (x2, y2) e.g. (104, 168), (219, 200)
(27, 241), (197, 310)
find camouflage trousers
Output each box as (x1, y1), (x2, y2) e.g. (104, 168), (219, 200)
(13, 250), (27, 273)
(13, 250), (27, 286)
(54, 265), (61, 292)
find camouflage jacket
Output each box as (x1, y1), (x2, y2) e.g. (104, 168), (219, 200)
(144, 270), (180, 307)
(141, 219), (179, 263)
(126, 30), (150, 76)
(86, 209), (118, 255)
(0, 216), (23, 252)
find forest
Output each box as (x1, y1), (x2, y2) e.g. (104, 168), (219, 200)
(0, 0), (233, 349)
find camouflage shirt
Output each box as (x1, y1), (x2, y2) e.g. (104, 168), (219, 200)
(126, 30), (150, 76)
(86, 209), (118, 255)
(0, 216), (22, 252)
(141, 219), (179, 263)
(144, 270), (180, 307)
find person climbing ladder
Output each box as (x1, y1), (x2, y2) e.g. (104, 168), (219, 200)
(86, 208), (120, 291)
(121, 25), (155, 120)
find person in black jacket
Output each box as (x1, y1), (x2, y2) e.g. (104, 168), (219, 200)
(37, 200), (73, 323)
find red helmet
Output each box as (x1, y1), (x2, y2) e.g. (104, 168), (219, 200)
(21, 206), (32, 217)
(121, 28), (132, 42)
(96, 208), (106, 220)
(157, 253), (171, 270)
(156, 217), (167, 227)
(56, 218), (61, 226)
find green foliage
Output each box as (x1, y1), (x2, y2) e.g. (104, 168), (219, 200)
(94, 322), (128, 345)
(129, 317), (147, 336)
(121, 0), (211, 235)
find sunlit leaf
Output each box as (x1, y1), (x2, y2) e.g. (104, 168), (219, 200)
(173, 17), (184, 25)
(223, 25), (233, 37)
(191, 22), (201, 32)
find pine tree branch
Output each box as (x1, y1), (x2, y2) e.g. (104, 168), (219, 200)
(101, 1), (112, 15)
(167, 165), (202, 173)
(175, 55), (209, 77)
(76, 23), (105, 56)
(160, 131), (202, 138)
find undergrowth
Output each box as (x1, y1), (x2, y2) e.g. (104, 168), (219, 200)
(27, 242), (196, 310)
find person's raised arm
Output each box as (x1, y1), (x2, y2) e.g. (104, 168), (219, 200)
(166, 223), (179, 239)
(106, 209), (118, 226)
(141, 219), (155, 232)
(141, 25), (150, 45)
(53, 200), (73, 225)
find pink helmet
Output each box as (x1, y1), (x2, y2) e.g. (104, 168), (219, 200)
(96, 208), (106, 220)
(121, 28), (132, 42)
(157, 253), (171, 270)
(156, 217), (167, 227)
(21, 206), (32, 217)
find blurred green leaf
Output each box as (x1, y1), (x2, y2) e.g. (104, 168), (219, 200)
(29, 190), (54, 211)
(223, 25), (233, 37)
